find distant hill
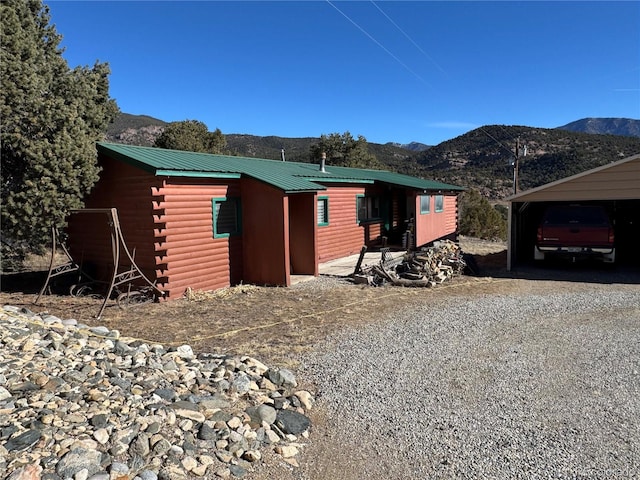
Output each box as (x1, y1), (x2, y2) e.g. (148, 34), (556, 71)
(106, 113), (167, 146)
(406, 125), (640, 199)
(105, 113), (417, 163)
(386, 141), (431, 152)
(105, 114), (640, 199)
(558, 118), (640, 137)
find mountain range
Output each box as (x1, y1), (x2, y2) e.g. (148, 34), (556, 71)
(106, 115), (640, 199)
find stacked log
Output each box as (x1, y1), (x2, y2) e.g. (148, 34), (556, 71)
(356, 240), (467, 287)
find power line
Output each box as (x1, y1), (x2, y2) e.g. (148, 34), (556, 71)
(326, 0), (431, 88)
(478, 126), (514, 157)
(370, 1), (447, 75)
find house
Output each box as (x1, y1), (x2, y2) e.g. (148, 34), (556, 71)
(67, 143), (465, 299)
(506, 153), (640, 270)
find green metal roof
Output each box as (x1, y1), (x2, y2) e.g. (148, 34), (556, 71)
(97, 142), (465, 193)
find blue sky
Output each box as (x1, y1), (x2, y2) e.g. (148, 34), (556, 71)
(48, 1), (639, 146)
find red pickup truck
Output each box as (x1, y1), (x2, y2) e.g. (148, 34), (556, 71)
(534, 204), (616, 263)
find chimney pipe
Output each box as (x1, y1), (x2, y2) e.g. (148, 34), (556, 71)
(320, 152), (326, 173)
(281, 147), (285, 162)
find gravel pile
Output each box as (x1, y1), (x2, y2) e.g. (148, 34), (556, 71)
(301, 287), (640, 479)
(0, 307), (314, 480)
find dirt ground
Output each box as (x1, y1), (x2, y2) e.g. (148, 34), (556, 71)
(3, 237), (638, 479)
(0, 237), (508, 369)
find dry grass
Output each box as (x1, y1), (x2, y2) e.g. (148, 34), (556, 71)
(0, 238), (510, 368)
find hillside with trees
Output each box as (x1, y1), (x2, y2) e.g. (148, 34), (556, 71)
(408, 125), (640, 199)
(107, 114), (640, 201)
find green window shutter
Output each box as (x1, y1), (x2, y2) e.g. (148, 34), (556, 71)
(356, 195), (366, 223)
(317, 197), (329, 226)
(212, 198), (241, 237)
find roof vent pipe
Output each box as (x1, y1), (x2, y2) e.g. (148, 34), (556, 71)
(320, 152), (326, 173)
(281, 147), (285, 162)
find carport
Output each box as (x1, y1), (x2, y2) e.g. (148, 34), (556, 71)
(506, 153), (640, 270)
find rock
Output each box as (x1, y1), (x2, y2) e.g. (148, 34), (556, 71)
(6, 464), (43, 480)
(198, 423), (216, 441)
(275, 410), (311, 435)
(228, 464), (246, 478)
(56, 448), (103, 479)
(172, 406), (205, 423)
(137, 470), (159, 480)
(175, 345), (194, 360)
(153, 388), (177, 401)
(267, 368), (297, 388)
(294, 390), (314, 410)
(246, 404), (277, 427)
(93, 429), (110, 445)
(274, 445), (299, 458)
(130, 433), (151, 456)
(231, 374), (251, 394)
(215, 450), (233, 464)
(214, 467), (231, 479)
(0, 306), (315, 480)
(0, 386), (12, 401)
(89, 326), (110, 336)
(158, 464), (188, 480)
(181, 456), (198, 472)
(242, 450), (262, 462)
(4, 429), (42, 452)
(109, 462), (129, 479)
(227, 416), (242, 429)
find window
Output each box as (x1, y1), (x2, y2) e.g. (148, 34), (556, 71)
(420, 195), (431, 214)
(357, 195), (381, 223)
(317, 197), (329, 226)
(212, 197), (241, 237)
(435, 194), (444, 213)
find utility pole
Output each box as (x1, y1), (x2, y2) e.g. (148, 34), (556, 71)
(513, 137), (520, 195)
(512, 137), (528, 194)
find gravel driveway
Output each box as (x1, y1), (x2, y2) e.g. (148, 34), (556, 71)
(296, 282), (640, 479)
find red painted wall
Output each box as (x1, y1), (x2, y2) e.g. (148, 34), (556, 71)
(414, 193), (459, 247)
(241, 178), (289, 286)
(289, 193), (317, 275)
(154, 178), (242, 298)
(68, 154), (245, 299)
(317, 185), (367, 262)
(67, 157), (161, 288)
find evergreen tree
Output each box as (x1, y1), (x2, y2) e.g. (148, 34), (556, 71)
(154, 120), (227, 154)
(310, 131), (381, 169)
(1, 0), (119, 267)
(458, 189), (507, 240)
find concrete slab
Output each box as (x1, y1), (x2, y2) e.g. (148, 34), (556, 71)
(318, 250), (406, 277)
(290, 249), (407, 285)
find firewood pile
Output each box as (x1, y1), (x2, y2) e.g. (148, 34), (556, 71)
(354, 240), (467, 287)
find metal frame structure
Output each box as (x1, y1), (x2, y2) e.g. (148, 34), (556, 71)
(35, 208), (164, 318)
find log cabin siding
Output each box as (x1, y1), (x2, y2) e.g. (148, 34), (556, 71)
(67, 144), (464, 301)
(317, 185), (367, 262)
(155, 179), (242, 298)
(414, 194), (459, 247)
(67, 159), (160, 286)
